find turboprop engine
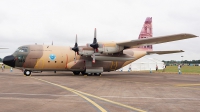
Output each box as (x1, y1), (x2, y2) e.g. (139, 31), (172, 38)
(72, 28), (124, 63)
(78, 42), (124, 56)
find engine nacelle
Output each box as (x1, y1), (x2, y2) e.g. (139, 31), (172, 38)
(78, 47), (94, 56)
(93, 42), (124, 54)
(123, 49), (147, 59)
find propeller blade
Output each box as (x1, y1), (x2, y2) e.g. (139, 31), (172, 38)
(93, 28), (97, 44)
(90, 28), (99, 51)
(94, 28), (96, 41)
(72, 34), (79, 63)
(74, 52), (76, 63)
(72, 34), (79, 52)
(76, 34), (77, 43)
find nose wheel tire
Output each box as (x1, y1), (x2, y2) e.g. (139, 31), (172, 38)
(24, 70), (31, 76)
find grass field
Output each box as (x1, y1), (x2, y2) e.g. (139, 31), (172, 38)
(155, 66), (200, 74)
(1, 65), (12, 69)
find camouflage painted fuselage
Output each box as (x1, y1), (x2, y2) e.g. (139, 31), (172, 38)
(12, 45), (147, 72)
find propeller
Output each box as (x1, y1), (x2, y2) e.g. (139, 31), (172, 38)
(71, 34), (79, 63)
(90, 28), (99, 52)
(90, 28), (99, 63)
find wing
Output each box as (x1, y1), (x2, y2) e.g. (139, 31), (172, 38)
(147, 50), (184, 55)
(117, 33), (197, 48)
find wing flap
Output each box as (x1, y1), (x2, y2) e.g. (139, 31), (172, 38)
(117, 33), (197, 47)
(147, 50), (184, 55)
(91, 55), (134, 61)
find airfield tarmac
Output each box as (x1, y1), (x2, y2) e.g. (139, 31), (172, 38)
(0, 70), (200, 112)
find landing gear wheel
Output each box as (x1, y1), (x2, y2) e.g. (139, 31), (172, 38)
(87, 73), (93, 76)
(94, 73), (101, 76)
(81, 71), (87, 75)
(24, 70), (31, 76)
(73, 71), (80, 75)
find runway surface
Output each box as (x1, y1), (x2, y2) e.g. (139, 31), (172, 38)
(0, 69), (200, 112)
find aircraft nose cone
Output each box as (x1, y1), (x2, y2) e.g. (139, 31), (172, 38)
(3, 55), (15, 67)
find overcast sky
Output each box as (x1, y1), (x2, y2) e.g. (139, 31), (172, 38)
(0, 0), (199, 61)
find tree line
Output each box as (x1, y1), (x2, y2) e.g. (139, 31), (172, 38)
(163, 60), (200, 66)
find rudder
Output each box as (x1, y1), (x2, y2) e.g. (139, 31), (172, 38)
(138, 17), (153, 50)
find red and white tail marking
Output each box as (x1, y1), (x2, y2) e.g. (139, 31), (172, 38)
(138, 17), (153, 50)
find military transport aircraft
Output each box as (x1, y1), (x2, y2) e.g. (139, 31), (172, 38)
(3, 17), (197, 76)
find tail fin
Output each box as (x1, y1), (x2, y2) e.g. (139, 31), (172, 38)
(138, 17), (153, 50)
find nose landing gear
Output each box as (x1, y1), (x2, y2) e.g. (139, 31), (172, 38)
(24, 70), (32, 76)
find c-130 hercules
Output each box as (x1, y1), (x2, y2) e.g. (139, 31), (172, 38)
(3, 17), (197, 76)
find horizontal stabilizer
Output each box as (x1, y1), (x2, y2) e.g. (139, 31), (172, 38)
(147, 50), (184, 55)
(117, 33), (197, 48)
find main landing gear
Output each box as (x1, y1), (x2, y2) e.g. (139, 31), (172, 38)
(72, 71), (101, 76)
(88, 73), (101, 76)
(24, 70), (32, 76)
(94, 73), (101, 76)
(73, 71), (80, 75)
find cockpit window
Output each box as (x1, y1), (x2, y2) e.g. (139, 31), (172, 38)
(15, 47), (28, 53)
(19, 48), (28, 52)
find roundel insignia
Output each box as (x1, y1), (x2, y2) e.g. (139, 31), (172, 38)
(49, 54), (56, 61)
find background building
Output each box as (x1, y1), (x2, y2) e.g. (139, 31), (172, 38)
(121, 57), (164, 71)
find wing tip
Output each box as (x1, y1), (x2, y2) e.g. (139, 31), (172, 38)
(183, 33), (198, 38)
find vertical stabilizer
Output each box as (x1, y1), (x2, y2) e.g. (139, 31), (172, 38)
(138, 17), (153, 50)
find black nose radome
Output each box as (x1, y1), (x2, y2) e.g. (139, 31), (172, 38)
(3, 55), (15, 67)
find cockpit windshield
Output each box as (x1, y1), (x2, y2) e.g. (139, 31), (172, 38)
(19, 48), (28, 52)
(15, 47), (28, 53)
